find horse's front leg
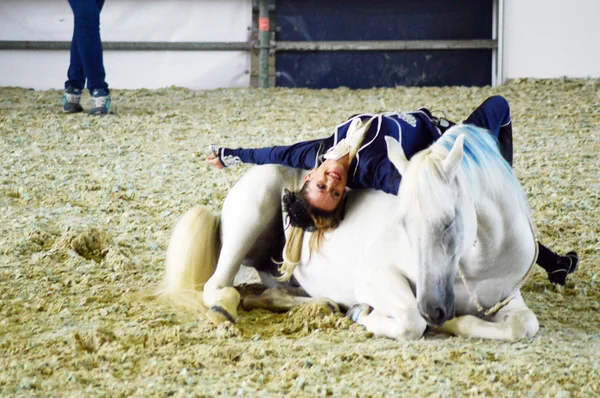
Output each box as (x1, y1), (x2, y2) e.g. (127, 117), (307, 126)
(353, 265), (427, 340)
(435, 292), (539, 341)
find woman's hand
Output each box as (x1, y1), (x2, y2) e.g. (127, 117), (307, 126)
(206, 153), (224, 169)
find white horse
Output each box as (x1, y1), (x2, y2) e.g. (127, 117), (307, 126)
(156, 124), (539, 341)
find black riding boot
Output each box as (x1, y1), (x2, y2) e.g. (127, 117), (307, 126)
(536, 243), (579, 285)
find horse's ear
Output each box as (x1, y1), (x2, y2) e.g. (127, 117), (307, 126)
(441, 134), (465, 180)
(385, 136), (408, 175)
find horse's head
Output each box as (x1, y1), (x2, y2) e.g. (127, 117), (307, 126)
(386, 133), (476, 327)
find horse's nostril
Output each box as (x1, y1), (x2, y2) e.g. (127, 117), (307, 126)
(419, 302), (450, 327)
(432, 307), (446, 325)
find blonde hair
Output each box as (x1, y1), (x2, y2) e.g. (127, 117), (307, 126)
(277, 192), (345, 281)
(277, 114), (372, 281)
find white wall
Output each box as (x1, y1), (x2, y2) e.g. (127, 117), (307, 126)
(2, 0), (600, 89)
(0, 0), (252, 90)
(503, 0), (600, 80)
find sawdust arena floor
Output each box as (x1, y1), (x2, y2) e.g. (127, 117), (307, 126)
(1, 79), (599, 396)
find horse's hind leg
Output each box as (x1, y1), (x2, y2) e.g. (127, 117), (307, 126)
(203, 168), (287, 325)
(203, 225), (255, 324)
(243, 286), (340, 314)
(435, 292), (538, 341)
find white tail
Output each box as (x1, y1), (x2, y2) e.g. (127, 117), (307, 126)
(153, 205), (221, 310)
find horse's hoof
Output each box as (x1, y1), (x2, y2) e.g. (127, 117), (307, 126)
(346, 303), (372, 323)
(207, 305), (236, 325)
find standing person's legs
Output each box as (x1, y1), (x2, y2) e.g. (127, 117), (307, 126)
(68, 0), (109, 93)
(463, 95), (513, 165)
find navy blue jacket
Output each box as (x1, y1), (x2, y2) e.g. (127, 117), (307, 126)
(219, 96), (511, 195)
(220, 110), (442, 195)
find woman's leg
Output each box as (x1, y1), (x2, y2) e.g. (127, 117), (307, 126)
(68, 0), (109, 93)
(465, 96), (578, 285)
(463, 95), (513, 165)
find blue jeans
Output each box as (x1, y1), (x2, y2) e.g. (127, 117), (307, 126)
(65, 0), (109, 93)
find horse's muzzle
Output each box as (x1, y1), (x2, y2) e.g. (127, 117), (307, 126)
(419, 300), (455, 327)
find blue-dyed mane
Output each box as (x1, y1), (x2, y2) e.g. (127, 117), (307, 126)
(399, 124), (531, 220)
(437, 124), (513, 188)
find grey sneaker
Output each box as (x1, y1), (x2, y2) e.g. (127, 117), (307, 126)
(62, 87), (83, 113)
(89, 89), (111, 115)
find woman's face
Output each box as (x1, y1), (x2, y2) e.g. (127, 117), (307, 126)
(303, 159), (348, 212)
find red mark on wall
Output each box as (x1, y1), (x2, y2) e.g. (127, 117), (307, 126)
(258, 17), (269, 32)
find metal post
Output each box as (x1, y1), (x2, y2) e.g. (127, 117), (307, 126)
(497, 0), (505, 85)
(492, 0), (498, 87)
(258, 0), (270, 88)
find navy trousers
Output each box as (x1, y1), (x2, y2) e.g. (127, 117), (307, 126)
(65, 0), (109, 93)
(464, 95), (513, 164)
(463, 95), (511, 137)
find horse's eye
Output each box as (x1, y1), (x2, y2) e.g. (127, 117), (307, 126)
(442, 220), (455, 235)
(440, 220), (459, 250)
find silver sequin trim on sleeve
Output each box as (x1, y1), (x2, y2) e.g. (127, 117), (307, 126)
(221, 154), (242, 168)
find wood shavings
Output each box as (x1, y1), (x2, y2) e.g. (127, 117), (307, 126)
(1, 79), (599, 396)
